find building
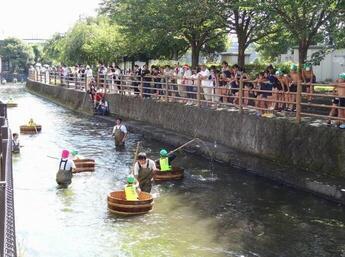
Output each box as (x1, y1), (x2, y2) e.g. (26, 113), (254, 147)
(280, 46), (345, 82)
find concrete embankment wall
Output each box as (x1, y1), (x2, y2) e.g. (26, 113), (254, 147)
(105, 94), (345, 177)
(26, 80), (345, 203)
(26, 80), (94, 114)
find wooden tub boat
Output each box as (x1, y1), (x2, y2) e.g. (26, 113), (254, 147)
(6, 102), (18, 107)
(73, 159), (96, 173)
(19, 125), (42, 134)
(107, 191), (154, 216)
(154, 167), (184, 182)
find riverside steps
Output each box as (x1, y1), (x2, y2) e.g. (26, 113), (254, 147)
(26, 79), (345, 204)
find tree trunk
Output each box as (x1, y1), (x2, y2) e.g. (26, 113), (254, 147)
(298, 40), (308, 74)
(191, 44), (200, 69)
(237, 34), (246, 68)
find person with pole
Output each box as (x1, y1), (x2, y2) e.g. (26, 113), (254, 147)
(157, 149), (176, 172)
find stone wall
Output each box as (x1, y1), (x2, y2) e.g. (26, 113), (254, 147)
(26, 80), (93, 114)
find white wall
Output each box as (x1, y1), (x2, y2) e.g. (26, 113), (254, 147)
(291, 48), (345, 82)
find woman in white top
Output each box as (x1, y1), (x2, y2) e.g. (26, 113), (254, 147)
(112, 118), (128, 146)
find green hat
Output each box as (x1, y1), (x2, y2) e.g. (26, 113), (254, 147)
(275, 70), (283, 76)
(71, 150), (78, 156)
(290, 64), (297, 71)
(160, 149), (168, 157)
(303, 63), (311, 69)
(339, 73), (345, 80)
(127, 176), (135, 183)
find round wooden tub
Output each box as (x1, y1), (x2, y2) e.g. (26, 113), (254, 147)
(73, 159), (95, 173)
(20, 125), (42, 134)
(107, 191), (154, 216)
(154, 167), (184, 182)
(6, 102), (18, 107)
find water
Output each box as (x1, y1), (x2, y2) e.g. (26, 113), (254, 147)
(1, 84), (345, 257)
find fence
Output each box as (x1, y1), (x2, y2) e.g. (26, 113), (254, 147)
(28, 69), (345, 124)
(0, 103), (16, 257)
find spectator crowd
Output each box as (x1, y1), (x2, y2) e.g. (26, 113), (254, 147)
(29, 61), (345, 127)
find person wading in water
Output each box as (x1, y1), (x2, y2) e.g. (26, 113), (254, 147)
(112, 118), (128, 147)
(56, 150), (76, 188)
(133, 152), (157, 193)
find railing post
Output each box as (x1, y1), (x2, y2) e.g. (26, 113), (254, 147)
(140, 77), (143, 98)
(165, 78), (169, 102)
(49, 72), (51, 84)
(197, 78), (201, 107)
(120, 75), (123, 95)
(74, 74), (77, 89)
(54, 72), (57, 85)
(296, 80), (302, 124)
(239, 79), (243, 113)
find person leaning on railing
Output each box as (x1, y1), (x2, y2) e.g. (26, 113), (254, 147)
(198, 64), (213, 104)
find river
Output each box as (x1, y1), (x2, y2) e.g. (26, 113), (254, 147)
(1, 84), (345, 257)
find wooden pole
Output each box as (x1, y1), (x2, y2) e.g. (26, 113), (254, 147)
(169, 138), (198, 155)
(239, 79), (243, 113)
(140, 77), (144, 98)
(154, 138), (199, 162)
(197, 78), (201, 107)
(130, 142), (141, 175)
(165, 78), (169, 102)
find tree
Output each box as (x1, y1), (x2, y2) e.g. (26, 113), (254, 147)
(100, 0), (227, 68)
(256, 27), (297, 63)
(265, 0), (343, 70)
(0, 38), (33, 73)
(42, 33), (66, 65)
(60, 16), (124, 65)
(220, 0), (277, 67)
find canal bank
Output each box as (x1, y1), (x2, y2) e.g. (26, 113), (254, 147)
(26, 80), (345, 204)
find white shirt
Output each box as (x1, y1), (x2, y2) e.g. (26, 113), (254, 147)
(112, 124), (127, 134)
(133, 159), (157, 176)
(198, 69), (212, 87)
(86, 69), (93, 78)
(59, 158), (76, 170)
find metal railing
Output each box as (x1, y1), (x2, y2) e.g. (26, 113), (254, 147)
(0, 103), (16, 257)
(28, 70), (345, 124)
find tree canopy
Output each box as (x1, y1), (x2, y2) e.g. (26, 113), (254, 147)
(0, 38), (33, 73)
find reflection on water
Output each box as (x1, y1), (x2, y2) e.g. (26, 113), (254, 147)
(2, 84), (345, 257)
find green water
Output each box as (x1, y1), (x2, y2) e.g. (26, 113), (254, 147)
(2, 84), (345, 257)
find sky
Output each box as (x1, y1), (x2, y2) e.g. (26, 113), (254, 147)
(0, 0), (101, 39)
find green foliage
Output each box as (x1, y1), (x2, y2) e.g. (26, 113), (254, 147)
(42, 33), (66, 65)
(220, 0), (277, 66)
(0, 38), (33, 73)
(264, 0), (343, 67)
(256, 26), (297, 63)
(42, 17), (124, 66)
(62, 16), (124, 65)
(100, 0), (226, 67)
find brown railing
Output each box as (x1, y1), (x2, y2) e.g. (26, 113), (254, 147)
(0, 103), (17, 257)
(28, 69), (345, 124)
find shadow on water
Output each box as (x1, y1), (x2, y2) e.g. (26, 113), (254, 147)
(3, 84), (345, 257)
